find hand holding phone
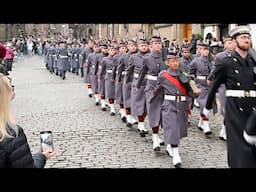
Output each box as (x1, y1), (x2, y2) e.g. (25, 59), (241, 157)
(40, 131), (53, 153)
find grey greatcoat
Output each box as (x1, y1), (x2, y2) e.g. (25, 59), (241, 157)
(52, 48), (58, 71)
(97, 53), (108, 95)
(126, 52), (148, 116)
(189, 56), (217, 113)
(208, 51), (230, 116)
(71, 48), (80, 72)
(136, 51), (166, 128)
(83, 47), (94, 83)
(56, 48), (62, 72)
(88, 52), (99, 93)
(206, 50), (256, 168)
(151, 68), (189, 145)
(118, 52), (137, 108)
(104, 55), (116, 99)
(58, 48), (69, 71)
(113, 54), (125, 104)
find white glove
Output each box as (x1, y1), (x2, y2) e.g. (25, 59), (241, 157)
(243, 130), (256, 146)
(203, 107), (210, 117)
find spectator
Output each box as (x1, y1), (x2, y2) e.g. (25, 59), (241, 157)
(5, 42), (15, 72)
(0, 43), (8, 75)
(0, 66), (56, 168)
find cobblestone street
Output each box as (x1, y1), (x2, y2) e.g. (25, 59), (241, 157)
(10, 55), (228, 168)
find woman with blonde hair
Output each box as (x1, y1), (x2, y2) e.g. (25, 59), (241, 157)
(0, 72), (56, 168)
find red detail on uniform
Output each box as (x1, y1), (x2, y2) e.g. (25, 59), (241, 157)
(201, 114), (209, 121)
(162, 72), (191, 116)
(100, 95), (105, 100)
(120, 104), (124, 109)
(138, 115), (145, 122)
(126, 108), (131, 115)
(162, 72), (188, 96)
(152, 126), (159, 133)
(109, 98), (114, 104)
(153, 89), (159, 95)
(87, 84), (92, 88)
(188, 108), (192, 115)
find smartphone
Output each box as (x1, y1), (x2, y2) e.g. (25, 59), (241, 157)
(40, 131), (53, 153)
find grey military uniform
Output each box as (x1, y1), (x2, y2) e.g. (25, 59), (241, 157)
(104, 55), (116, 99)
(97, 53), (108, 95)
(208, 50), (230, 116)
(113, 54), (125, 104)
(88, 52), (99, 93)
(136, 51), (165, 128)
(83, 47), (94, 83)
(58, 47), (69, 71)
(179, 57), (192, 73)
(119, 52), (137, 108)
(152, 68), (189, 145)
(189, 55), (217, 113)
(126, 52), (148, 116)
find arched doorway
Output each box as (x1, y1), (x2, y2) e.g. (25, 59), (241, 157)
(183, 24), (192, 41)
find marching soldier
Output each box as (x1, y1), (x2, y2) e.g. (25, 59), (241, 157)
(118, 40), (138, 127)
(207, 35), (236, 141)
(67, 44), (73, 72)
(151, 51), (198, 168)
(51, 43), (58, 75)
(83, 40), (95, 97)
(56, 42), (62, 76)
(97, 44), (109, 111)
(179, 46), (193, 123)
(112, 42), (128, 122)
(136, 36), (165, 151)
(73, 44), (80, 75)
(179, 46), (193, 73)
(126, 39), (149, 136)
(104, 46), (117, 115)
(58, 41), (69, 80)
(189, 43), (217, 135)
(204, 25), (256, 168)
(88, 44), (101, 105)
(69, 43), (75, 73)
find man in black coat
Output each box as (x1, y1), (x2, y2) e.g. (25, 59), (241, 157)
(203, 25), (256, 168)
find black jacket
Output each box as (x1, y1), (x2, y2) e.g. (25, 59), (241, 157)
(0, 125), (46, 168)
(0, 62), (9, 75)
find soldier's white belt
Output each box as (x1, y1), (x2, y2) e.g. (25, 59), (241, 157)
(92, 66), (95, 68)
(134, 73), (139, 78)
(146, 74), (157, 81)
(99, 66), (102, 69)
(115, 71), (126, 75)
(106, 70), (112, 73)
(164, 95), (187, 101)
(226, 90), (256, 97)
(196, 75), (208, 80)
(60, 56), (68, 58)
